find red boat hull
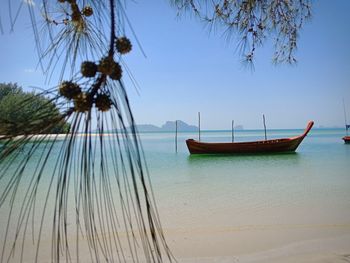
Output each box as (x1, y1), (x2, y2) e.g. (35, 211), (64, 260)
(343, 136), (350, 144)
(186, 121), (314, 155)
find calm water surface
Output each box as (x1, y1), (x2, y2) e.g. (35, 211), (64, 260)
(139, 128), (350, 229)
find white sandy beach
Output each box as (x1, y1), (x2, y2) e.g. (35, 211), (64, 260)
(169, 231), (350, 262)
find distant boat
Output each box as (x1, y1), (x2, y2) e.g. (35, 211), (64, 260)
(343, 135), (350, 144)
(186, 121), (314, 155)
(342, 124), (350, 144)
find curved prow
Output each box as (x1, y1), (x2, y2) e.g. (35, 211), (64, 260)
(301, 121), (314, 137)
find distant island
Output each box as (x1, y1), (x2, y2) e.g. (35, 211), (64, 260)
(134, 120), (198, 132)
(128, 121), (244, 132)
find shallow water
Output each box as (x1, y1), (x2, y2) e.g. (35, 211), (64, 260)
(140, 129), (350, 227)
(1, 128), (350, 261)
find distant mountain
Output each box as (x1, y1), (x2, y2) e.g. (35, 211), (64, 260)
(134, 124), (161, 132)
(161, 120), (198, 131)
(113, 121), (243, 132)
(133, 120), (198, 132)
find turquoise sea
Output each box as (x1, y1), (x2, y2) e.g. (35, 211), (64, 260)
(1, 128), (350, 261)
(141, 128), (350, 223)
(139, 128), (350, 257)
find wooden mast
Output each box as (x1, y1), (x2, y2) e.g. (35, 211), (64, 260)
(232, 120), (234, 142)
(343, 98), (349, 136)
(263, 114), (267, 141)
(175, 120), (178, 153)
(198, 112), (201, 141)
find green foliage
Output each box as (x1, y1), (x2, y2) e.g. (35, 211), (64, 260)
(0, 82), (22, 101)
(0, 83), (70, 136)
(171, 0), (312, 64)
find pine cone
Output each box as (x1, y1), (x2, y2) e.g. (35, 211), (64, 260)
(74, 92), (92, 112)
(115, 37), (132, 54)
(81, 61), (97, 77)
(110, 62), (122, 80)
(98, 57), (114, 75)
(82, 6), (93, 17)
(95, 94), (112, 112)
(59, 81), (81, 100)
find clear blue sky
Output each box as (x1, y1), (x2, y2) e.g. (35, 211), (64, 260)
(0, 0), (349, 129)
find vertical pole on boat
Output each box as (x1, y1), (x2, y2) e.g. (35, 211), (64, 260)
(343, 98), (349, 136)
(263, 114), (267, 141)
(232, 120), (234, 142)
(198, 112), (201, 141)
(175, 120), (178, 153)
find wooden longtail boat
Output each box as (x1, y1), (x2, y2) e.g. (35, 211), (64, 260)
(186, 121), (314, 155)
(343, 136), (350, 144)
